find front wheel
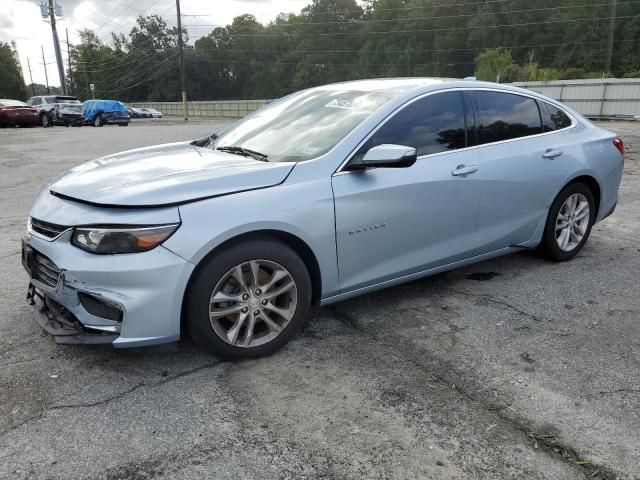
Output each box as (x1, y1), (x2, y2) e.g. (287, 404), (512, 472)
(93, 115), (104, 127)
(539, 182), (595, 261)
(185, 239), (312, 359)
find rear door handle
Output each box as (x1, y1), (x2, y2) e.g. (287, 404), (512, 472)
(451, 164), (478, 176)
(542, 149), (563, 158)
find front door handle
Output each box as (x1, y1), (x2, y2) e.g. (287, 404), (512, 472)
(542, 149), (563, 158)
(451, 164), (478, 176)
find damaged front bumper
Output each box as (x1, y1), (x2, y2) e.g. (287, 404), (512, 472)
(27, 284), (119, 345)
(22, 230), (195, 348)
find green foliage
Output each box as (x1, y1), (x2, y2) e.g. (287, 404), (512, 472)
(0, 42), (28, 100)
(67, 0), (640, 101)
(475, 48), (515, 82)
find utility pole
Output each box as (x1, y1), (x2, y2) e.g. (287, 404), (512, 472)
(43, 0), (67, 95)
(66, 28), (73, 95)
(176, 0), (188, 121)
(605, 0), (617, 75)
(27, 58), (36, 96)
(41, 46), (50, 94)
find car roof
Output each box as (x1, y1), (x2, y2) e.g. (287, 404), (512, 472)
(314, 77), (546, 98)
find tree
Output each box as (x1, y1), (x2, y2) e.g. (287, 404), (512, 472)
(0, 42), (28, 100)
(475, 48), (515, 82)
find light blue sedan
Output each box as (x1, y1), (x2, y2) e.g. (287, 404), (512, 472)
(23, 78), (624, 358)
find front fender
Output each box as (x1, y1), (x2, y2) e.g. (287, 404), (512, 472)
(164, 178), (340, 299)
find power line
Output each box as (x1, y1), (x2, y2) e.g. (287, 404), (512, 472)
(182, 0), (640, 29)
(184, 15), (636, 38)
(191, 39), (626, 56)
(181, 0), (625, 18)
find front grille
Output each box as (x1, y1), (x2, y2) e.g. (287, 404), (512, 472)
(30, 217), (69, 239)
(32, 250), (61, 288)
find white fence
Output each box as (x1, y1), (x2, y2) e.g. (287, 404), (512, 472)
(130, 100), (267, 119)
(511, 78), (640, 119)
(132, 78), (640, 120)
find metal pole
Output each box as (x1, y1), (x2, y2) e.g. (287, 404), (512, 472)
(605, 0), (617, 74)
(41, 46), (50, 94)
(176, 0), (188, 121)
(48, 0), (67, 94)
(27, 58), (36, 96)
(66, 28), (73, 95)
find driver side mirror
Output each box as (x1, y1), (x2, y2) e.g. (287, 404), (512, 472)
(356, 144), (417, 169)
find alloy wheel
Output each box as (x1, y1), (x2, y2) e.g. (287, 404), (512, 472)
(209, 260), (297, 348)
(555, 193), (590, 252)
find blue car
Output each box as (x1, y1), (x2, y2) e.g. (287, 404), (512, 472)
(83, 99), (130, 127)
(23, 78), (624, 358)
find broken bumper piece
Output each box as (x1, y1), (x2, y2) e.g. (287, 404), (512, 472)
(27, 284), (118, 345)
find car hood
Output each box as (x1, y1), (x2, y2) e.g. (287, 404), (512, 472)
(49, 143), (295, 207)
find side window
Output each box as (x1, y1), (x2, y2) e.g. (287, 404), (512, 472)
(540, 101), (572, 132)
(31, 97), (42, 106)
(357, 91), (468, 158)
(474, 91), (542, 144)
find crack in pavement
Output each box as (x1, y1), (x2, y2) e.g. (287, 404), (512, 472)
(327, 306), (616, 479)
(449, 288), (542, 323)
(0, 360), (222, 436)
(596, 388), (640, 396)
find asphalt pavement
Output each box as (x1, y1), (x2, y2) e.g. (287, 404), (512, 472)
(0, 119), (638, 479)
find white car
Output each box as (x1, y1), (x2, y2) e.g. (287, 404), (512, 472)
(143, 108), (162, 118)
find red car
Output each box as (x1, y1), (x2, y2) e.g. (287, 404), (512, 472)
(0, 99), (39, 127)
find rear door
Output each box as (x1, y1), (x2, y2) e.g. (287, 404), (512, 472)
(471, 90), (574, 253)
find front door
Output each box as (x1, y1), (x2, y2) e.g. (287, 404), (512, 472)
(332, 91), (482, 293)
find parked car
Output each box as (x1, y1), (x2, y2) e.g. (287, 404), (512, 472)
(143, 107), (163, 118)
(130, 107), (150, 118)
(22, 78), (623, 359)
(0, 99), (39, 127)
(83, 99), (130, 127)
(26, 95), (83, 127)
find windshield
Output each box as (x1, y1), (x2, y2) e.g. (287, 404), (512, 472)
(212, 89), (395, 163)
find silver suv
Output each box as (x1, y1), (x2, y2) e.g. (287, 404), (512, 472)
(26, 95), (84, 127)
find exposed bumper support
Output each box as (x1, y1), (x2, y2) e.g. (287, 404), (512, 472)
(27, 284), (118, 345)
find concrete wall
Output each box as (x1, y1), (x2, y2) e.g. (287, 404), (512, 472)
(511, 78), (640, 119)
(132, 78), (640, 120)
(129, 100), (267, 119)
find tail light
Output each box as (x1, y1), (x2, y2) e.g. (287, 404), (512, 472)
(30, 108), (37, 114)
(613, 138), (624, 157)
(0, 107), (17, 112)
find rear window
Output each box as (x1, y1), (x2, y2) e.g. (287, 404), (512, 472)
(540, 101), (572, 131)
(47, 96), (81, 104)
(474, 91), (542, 144)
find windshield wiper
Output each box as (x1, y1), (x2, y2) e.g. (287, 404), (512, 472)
(216, 145), (268, 162)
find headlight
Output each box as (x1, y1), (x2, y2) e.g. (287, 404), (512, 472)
(71, 224), (179, 254)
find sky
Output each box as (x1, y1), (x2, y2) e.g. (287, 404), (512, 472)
(0, 0), (310, 87)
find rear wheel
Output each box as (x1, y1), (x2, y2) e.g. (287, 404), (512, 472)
(40, 114), (52, 128)
(94, 115), (104, 127)
(539, 182), (595, 261)
(186, 239), (312, 359)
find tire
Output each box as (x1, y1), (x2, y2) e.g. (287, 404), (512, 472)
(93, 115), (104, 127)
(185, 239), (312, 359)
(539, 182), (595, 261)
(40, 114), (52, 128)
